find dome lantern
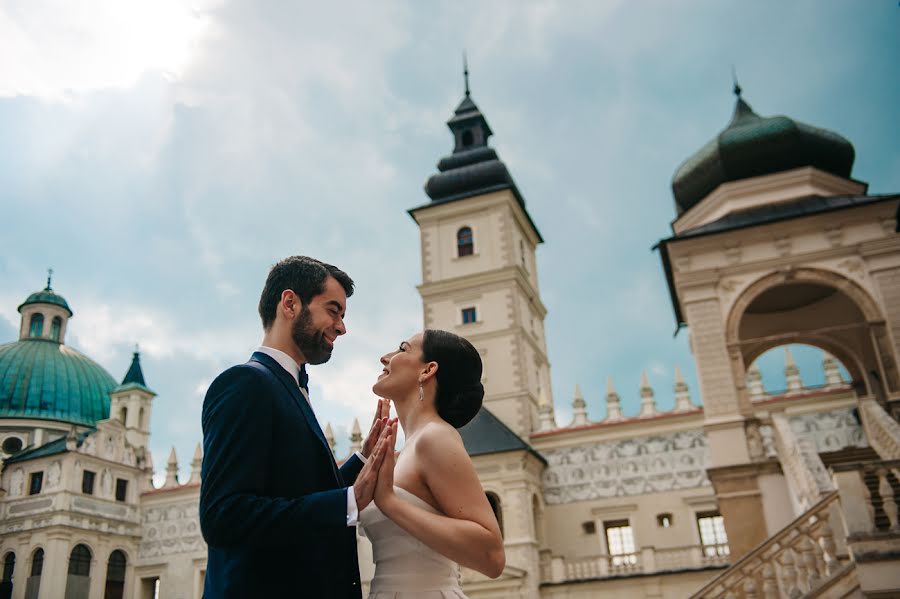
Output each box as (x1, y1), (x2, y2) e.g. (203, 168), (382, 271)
(17, 269), (73, 344)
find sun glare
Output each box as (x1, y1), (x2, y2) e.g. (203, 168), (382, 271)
(0, 0), (217, 98)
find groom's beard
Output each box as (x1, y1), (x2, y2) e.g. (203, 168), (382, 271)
(292, 305), (334, 365)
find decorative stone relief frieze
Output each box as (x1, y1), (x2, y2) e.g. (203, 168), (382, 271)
(139, 501), (205, 558)
(541, 430), (710, 505)
(789, 407), (867, 453)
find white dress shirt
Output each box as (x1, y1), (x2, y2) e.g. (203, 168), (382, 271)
(256, 346), (366, 527)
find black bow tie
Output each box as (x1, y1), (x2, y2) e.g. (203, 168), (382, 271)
(298, 364), (309, 394)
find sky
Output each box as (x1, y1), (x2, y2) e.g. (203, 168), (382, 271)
(1, 1), (897, 483)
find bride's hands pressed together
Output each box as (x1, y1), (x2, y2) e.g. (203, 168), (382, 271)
(374, 420), (399, 513)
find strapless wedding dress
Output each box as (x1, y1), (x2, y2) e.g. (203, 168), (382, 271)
(359, 486), (467, 598)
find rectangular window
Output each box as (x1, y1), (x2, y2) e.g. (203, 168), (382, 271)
(604, 519), (637, 565)
(462, 307), (477, 324)
(29, 471), (43, 495)
(82, 470), (95, 494)
(115, 478), (129, 502)
(697, 512), (730, 557)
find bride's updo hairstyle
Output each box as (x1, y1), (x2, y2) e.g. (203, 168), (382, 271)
(421, 330), (484, 428)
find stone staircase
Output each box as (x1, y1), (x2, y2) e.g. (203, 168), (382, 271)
(820, 447), (900, 532)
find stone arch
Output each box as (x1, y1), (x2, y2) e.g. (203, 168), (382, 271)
(724, 267), (899, 401)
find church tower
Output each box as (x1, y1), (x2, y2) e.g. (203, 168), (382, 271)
(109, 348), (156, 452)
(409, 65), (555, 437)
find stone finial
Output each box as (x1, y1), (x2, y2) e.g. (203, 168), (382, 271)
(65, 427), (78, 451)
(673, 366), (693, 412)
(188, 443), (202, 485)
(349, 418), (363, 454)
(537, 388), (557, 431)
(571, 384), (589, 426)
(324, 422), (337, 455)
(784, 347), (803, 392)
(747, 364), (765, 400)
(605, 377), (623, 422)
(822, 352), (844, 386)
(639, 370), (656, 417)
(163, 447), (179, 489)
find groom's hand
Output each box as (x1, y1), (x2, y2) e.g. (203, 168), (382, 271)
(361, 398), (391, 458)
(354, 418), (395, 510)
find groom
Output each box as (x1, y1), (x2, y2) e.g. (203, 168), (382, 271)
(200, 256), (391, 598)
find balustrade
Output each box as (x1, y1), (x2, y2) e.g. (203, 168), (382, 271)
(542, 544), (729, 583)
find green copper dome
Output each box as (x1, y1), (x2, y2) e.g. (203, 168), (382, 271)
(18, 289), (73, 317)
(672, 87), (855, 215)
(0, 339), (116, 426)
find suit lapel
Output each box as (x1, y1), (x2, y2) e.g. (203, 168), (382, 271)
(250, 353), (340, 479)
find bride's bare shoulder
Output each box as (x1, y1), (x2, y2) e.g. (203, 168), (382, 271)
(416, 420), (464, 454)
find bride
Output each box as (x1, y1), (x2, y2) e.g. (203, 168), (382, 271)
(360, 329), (505, 598)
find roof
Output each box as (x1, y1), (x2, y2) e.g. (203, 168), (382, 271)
(18, 287), (73, 317)
(0, 339), (117, 426)
(672, 90), (855, 216)
(655, 193), (900, 328)
(413, 92), (544, 242)
(4, 431), (90, 464)
(458, 407), (547, 465)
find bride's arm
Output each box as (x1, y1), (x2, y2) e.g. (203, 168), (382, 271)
(374, 422), (505, 578)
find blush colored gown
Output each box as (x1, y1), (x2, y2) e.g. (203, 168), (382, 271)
(359, 486), (468, 599)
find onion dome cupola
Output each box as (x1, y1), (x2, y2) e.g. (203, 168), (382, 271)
(424, 60), (526, 208)
(17, 269), (73, 343)
(2, 275), (117, 426)
(671, 83), (856, 215)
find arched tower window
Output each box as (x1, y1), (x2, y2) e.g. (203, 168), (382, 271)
(104, 550), (126, 599)
(486, 492), (503, 538)
(457, 227), (474, 257)
(30, 549), (43, 577)
(2, 551), (15, 590)
(25, 548), (44, 597)
(50, 316), (62, 341)
(29, 314), (44, 338)
(66, 544), (92, 599)
(120, 407), (128, 425)
(25, 548), (42, 598)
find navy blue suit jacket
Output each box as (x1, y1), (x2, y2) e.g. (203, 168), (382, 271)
(200, 352), (364, 598)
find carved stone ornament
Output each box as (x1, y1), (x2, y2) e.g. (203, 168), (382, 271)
(541, 430), (710, 505)
(139, 500), (206, 558)
(789, 408), (867, 453)
(10, 468), (24, 496)
(836, 258), (864, 278)
(46, 460), (62, 490)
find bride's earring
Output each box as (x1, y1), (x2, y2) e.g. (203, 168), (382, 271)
(419, 383), (425, 402)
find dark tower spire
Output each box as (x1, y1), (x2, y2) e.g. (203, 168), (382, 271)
(122, 347), (146, 386)
(463, 52), (470, 97)
(46, 268), (53, 291)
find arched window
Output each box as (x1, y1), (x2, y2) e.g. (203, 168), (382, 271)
(457, 227), (474, 257)
(30, 549), (43, 577)
(104, 550), (126, 599)
(28, 314), (44, 338)
(120, 407), (128, 425)
(486, 492), (503, 538)
(461, 129), (474, 147)
(138, 407), (145, 429)
(66, 544), (92, 599)
(1, 551), (15, 596)
(50, 316), (62, 341)
(25, 549), (42, 598)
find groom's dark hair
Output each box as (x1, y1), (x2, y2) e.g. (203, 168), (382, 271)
(258, 256), (354, 329)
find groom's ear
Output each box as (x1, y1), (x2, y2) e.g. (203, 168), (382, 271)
(279, 290), (300, 319)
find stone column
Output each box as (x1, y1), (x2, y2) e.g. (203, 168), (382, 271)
(38, 533), (69, 599)
(705, 464), (769, 559)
